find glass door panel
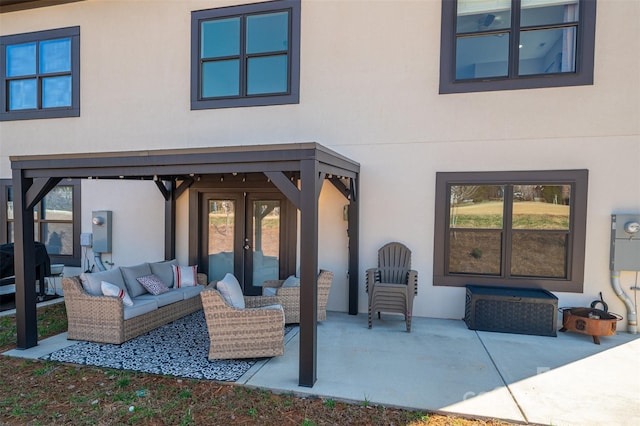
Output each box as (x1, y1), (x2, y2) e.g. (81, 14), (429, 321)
(250, 200), (280, 288)
(207, 199), (236, 281)
(201, 191), (290, 296)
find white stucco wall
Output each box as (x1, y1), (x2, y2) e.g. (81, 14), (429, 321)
(1, 0), (639, 328)
(81, 180), (165, 268)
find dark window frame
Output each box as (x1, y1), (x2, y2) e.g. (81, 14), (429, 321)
(190, 0), (301, 110)
(0, 179), (81, 266)
(0, 26), (80, 121)
(433, 170), (588, 292)
(188, 176), (298, 295)
(439, 0), (597, 94)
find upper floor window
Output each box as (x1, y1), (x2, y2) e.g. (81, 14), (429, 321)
(0, 26), (80, 121)
(439, 0), (596, 94)
(191, 0), (301, 110)
(0, 179), (81, 266)
(433, 170), (588, 292)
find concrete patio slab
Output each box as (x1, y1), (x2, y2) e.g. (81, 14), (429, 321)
(3, 332), (76, 360)
(243, 311), (640, 426)
(3, 308), (639, 425)
(478, 329), (640, 426)
(242, 312), (526, 423)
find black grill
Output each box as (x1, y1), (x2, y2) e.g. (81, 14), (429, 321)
(0, 242), (52, 296)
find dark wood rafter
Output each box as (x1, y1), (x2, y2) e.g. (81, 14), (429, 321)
(25, 177), (62, 209)
(349, 177), (358, 202)
(9, 143), (360, 387)
(174, 176), (194, 200)
(155, 180), (170, 201)
(328, 176), (349, 199)
(264, 171), (300, 209)
(158, 176), (196, 260)
(316, 172), (326, 196)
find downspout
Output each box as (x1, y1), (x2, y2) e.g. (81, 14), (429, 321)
(94, 252), (107, 272)
(611, 271), (637, 334)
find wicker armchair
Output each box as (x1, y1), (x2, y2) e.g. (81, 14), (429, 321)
(366, 242), (418, 332)
(262, 269), (334, 324)
(200, 286), (284, 360)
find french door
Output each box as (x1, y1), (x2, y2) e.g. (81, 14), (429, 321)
(200, 191), (294, 295)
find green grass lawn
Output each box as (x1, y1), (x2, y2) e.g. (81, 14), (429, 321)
(0, 301), (68, 352)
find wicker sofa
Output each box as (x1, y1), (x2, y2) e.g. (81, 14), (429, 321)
(62, 261), (207, 344)
(262, 269), (334, 324)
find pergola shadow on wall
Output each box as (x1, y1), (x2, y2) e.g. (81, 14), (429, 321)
(10, 142), (360, 387)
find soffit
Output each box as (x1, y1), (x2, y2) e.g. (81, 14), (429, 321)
(0, 0), (83, 13)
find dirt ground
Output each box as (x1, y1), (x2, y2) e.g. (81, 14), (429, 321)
(0, 355), (517, 425)
(0, 304), (517, 425)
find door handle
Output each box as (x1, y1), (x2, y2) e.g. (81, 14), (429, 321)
(243, 244), (251, 250)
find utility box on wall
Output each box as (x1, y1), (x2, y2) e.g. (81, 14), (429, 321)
(610, 214), (640, 271)
(92, 210), (112, 253)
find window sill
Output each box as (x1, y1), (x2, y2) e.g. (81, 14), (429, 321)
(439, 72), (594, 94)
(0, 107), (80, 121)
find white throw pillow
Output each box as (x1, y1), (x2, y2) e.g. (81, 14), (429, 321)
(282, 275), (300, 287)
(217, 273), (245, 309)
(172, 265), (198, 288)
(101, 280), (133, 306)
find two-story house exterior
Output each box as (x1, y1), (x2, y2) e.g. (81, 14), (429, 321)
(1, 0), (639, 384)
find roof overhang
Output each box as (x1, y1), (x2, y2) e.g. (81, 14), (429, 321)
(10, 142), (360, 180)
(0, 0), (84, 13)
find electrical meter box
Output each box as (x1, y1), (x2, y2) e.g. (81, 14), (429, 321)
(610, 214), (640, 271)
(92, 210), (112, 253)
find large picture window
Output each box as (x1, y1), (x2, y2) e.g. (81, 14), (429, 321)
(433, 170), (588, 292)
(191, 0), (300, 110)
(0, 26), (80, 121)
(439, 0), (596, 93)
(0, 179), (81, 266)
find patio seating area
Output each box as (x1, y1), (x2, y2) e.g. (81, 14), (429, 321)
(4, 308), (639, 426)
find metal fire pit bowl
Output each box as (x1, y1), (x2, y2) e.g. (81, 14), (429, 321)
(559, 307), (622, 344)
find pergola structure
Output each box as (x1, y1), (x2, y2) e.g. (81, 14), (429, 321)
(10, 142), (360, 387)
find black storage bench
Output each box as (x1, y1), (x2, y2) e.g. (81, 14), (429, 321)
(464, 285), (558, 337)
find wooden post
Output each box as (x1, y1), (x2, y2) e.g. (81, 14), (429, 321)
(12, 169), (38, 349)
(298, 159), (319, 387)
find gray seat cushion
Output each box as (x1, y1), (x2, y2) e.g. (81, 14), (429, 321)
(135, 289), (184, 308)
(123, 298), (158, 320)
(173, 285), (204, 300)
